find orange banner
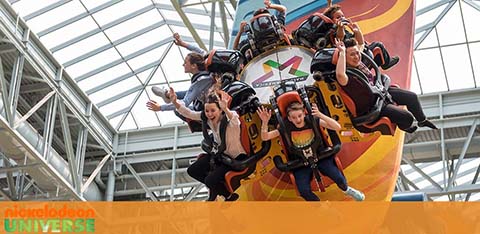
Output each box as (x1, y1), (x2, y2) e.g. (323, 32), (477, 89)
(1, 202), (479, 234)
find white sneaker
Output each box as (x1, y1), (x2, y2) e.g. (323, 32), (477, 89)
(344, 186), (365, 201)
(151, 86), (171, 103)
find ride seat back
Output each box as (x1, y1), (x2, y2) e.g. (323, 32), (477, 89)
(293, 13), (334, 50)
(224, 116), (255, 193)
(277, 91), (305, 118)
(273, 88), (345, 195)
(248, 13), (290, 53)
(339, 70), (396, 135)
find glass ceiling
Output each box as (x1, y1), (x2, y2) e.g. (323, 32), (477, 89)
(8, 0), (480, 131)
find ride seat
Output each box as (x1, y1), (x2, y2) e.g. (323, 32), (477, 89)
(340, 68), (397, 135)
(311, 48), (397, 135)
(224, 117), (255, 193)
(338, 86), (396, 135)
(273, 86), (343, 194)
(239, 13), (291, 62)
(292, 13), (335, 50)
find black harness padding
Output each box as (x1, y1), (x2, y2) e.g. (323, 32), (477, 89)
(200, 111), (228, 171)
(201, 111), (228, 155)
(272, 85), (342, 188)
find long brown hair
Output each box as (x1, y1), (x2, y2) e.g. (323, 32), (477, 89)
(187, 52), (206, 71)
(323, 4), (342, 19)
(205, 91), (221, 109)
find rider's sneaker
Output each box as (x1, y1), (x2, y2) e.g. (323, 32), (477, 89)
(152, 86), (171, 103)
(344, 186), (365, 201)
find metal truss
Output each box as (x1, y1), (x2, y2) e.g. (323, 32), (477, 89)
(398, 89), (480, 201)
(0, 0), (115, 201)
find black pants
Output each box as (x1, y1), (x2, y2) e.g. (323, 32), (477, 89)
(187, 154), (246, 201)
(380, 87), (427, 131)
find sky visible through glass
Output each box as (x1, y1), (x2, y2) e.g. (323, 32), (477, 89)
(10, 0), (479, 131)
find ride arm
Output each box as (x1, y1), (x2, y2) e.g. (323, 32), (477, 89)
(273, 156), (305, 172)
(220, 140), (271, 171)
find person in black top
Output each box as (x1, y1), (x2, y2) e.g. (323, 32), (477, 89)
(335, 38), (438, 133)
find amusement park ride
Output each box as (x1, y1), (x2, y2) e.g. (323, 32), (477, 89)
(188, 0), (416, 201)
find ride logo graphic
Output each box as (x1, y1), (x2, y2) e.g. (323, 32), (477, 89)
(252, 55), (309, 88)
(240, 46), (314, 103)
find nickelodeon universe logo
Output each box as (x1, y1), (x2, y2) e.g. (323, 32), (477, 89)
(3, 205), (95, 233)
(252, 56), (309, 88)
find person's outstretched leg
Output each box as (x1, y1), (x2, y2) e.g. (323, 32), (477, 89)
(380, 104), (417, 133)
(204, 164), (233, 201)
(187, 154), (216, 200)
(317, 157), (364, 201)
(388, 87), (437, 129)
(187, 154), (211, 184)
(293, 167), (320, 201)
(317, 157), (347, 191)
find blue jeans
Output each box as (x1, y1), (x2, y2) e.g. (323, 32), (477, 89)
(176, 91), (187, 99)
(293, 156), (348, 201)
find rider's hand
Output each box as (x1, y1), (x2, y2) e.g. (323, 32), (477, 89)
(311, 103), (322, 118)
(256, 106), (272, 123)
(146, 100), (161, 111)
(217, 90), (230, 111)
(173, 32), (182, 45)
(335, 38), (346, 52)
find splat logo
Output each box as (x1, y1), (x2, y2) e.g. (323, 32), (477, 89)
(252, 56), (309, 88)
(3, 204), (95, 233)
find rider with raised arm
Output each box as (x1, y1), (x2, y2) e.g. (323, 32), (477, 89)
(257, 102), (365, 201)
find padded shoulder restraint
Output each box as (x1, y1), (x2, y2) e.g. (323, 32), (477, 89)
(191, 71), (211, 83)
(201, 111), (229, 155)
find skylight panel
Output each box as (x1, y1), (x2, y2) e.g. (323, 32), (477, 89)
(65, 47), (122, 78)
(40, 16), (98, 49)
(436, 3), (467, 46)
(53, 33), (110, 65)
(414, 48), (449, 93)
(90, 0), (151, 26)
(442, 45), (475, 90)
(25, 0), (84, 33)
